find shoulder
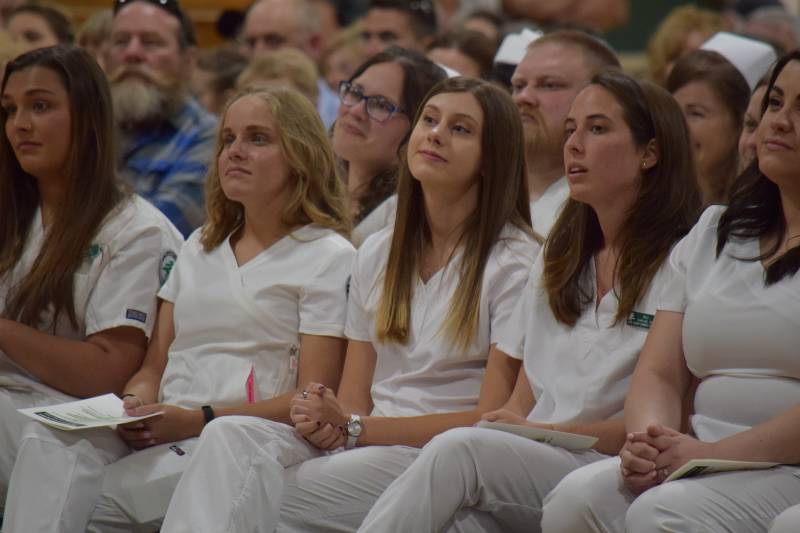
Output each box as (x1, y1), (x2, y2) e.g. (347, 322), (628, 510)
(293, 225), (356, 259)
(490, 224), (540, 268)
(95, 195), (183, 248)
(353, 225), (393, 274)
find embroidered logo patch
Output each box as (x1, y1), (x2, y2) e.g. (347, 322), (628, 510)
(159, 251), (177, 287)
(626, 311), (654, 329)
(126, 309), (147, 323)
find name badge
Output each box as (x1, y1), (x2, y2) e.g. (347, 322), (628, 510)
(626, 311), (654, 330)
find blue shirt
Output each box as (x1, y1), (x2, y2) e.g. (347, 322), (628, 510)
(119, 98), (217, 237)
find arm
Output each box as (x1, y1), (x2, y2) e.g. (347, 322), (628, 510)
(0, 320), (145, 398)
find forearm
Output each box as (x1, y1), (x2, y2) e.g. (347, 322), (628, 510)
(123, 366), (164, 404)
(711, 405), (800, 464)
(555, 419), (626, 455)
(358, 410), (481, 448)
(0, 319), (141, 397)
(214, 391), (296, 426)
(624, 370), (684, 434)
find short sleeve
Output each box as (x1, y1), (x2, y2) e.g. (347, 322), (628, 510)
(158, 231), (197, 303)
(658, 206), (724, 313)
(487, 235), (539, 347)
(298, 242), (356, 338)
(495, 264), (538, 359)
(85, 213), (183, 339)
(344, 247), (372, 342)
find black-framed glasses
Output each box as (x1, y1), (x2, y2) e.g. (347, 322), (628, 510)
(338, 81), (406, 123)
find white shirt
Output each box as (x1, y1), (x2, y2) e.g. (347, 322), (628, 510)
(346, 225), (538, 418)
(0, 195), (183, 396)
(659, 206), (800, 442)
(530, 176), (569, 239)
(158, 225), (355, 410)
(499, 246), (671, 425)
(351, 195), (397, 248)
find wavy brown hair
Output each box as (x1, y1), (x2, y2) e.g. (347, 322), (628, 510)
(544, 71), (700, 326)
(201, 87), (350, 250)
(376, 77), (532, 349)
(0, 45), (126, 329)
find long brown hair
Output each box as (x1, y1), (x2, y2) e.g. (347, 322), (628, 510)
(544, 71), (700, 326)
(376, 77), (532, 348)
(0, 45), (126, 329)
(202, 87), (350, 250)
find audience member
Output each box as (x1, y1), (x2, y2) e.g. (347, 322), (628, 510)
(334, 47), (445, 246)
(320, 23), (365, 93)
(744, 6), (800, 53)
(462, 8), (504, 44)
(237, 48), (320, 105)
(160, 76), (537, 533)
(739, 76), (769, 172)
(666, 50), (751, 205)
(3, 86), (354, 532)
(108, 0), (217, 237)
(511, 30), (620, 237)
(5, 2), (72, 52)
(646, 5), (721, 86)
(362, 69), (700, 532)
(502, 0), (629, 33)
(191, 47), (248, 115)
(543, 50), (800, 533)
(427, 28), (495, 78)
(0, 44), (182, 521)
(360, 0), (437, 56)
(238, 0), (339, 128)
(76, 9), (112, 71)
(0, 28), (23, 75)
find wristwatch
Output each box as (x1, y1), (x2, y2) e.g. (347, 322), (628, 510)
(345, 414), (362, 449)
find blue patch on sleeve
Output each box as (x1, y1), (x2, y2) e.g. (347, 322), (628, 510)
(126, 309), (148, 323)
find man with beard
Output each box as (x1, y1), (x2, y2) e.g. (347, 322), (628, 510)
(109, 0), (216, 237)
(511, 30), (621, 237)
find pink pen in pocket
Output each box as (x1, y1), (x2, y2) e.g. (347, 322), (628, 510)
(246, 365), (256, 403)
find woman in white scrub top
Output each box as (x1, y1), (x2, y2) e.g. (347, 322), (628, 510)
(160, 76), (539, 533)
(542, 50), (800, 533)
(0, 45), (182, 515)
(2, 87), (355, 532)
(359, 70), (702, 533)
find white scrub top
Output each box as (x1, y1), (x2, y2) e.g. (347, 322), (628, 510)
(158, 224), (355, 410)
(530, 176), (569, 239)
(0, 195), (183, 396)
(659, 206), (800, 442)
(352, 195), (397, 248)
(346, 225), (538, 418)
(498, 244), (671, 425)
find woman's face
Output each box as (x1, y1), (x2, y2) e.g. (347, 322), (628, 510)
(673, 80), (738, 183)
(2, 66), (71, 182)
(332, 61), (410, 173)
(564, 85), (650, 213)
(218, 94), (292, 208)
(7, 12), (59, 52)
(738, 85), (767, 172)
(407, 91), (483, 196)
(757, 60), (800, 190)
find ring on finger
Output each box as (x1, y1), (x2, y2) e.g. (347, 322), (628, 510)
(301, 390), (309, 399)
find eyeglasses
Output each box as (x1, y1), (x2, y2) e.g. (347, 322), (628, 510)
(338, 81), (406, 123)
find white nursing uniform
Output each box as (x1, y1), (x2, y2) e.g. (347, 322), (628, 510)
(3, 225), (354, 533)
(160, 224), (538, 533)
(351, 195), (397, 248)
(0, 195), (182, 504)
(360, 237), (671, 533)
(543, 206), (800, 533)
(530, 176), (569, 239)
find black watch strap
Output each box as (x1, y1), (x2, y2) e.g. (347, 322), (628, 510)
(201, 405), (215, 425)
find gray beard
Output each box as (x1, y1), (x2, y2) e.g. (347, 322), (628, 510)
(111, 78), (183, 129)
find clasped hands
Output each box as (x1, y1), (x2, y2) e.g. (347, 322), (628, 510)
(117, 395), (202, 449)
(290, 382), (349, 451)
(620, 422), (715, 494)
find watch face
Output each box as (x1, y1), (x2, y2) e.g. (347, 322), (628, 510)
(347, 418), (363, 437)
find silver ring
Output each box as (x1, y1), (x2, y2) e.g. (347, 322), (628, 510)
(301, 390), (309, 399)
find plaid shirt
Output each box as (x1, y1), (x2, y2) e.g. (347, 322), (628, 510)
(119, 98), (217, 237)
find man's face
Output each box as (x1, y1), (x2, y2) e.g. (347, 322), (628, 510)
(511, 42), (594, 159)
(360, 8), (419, 57)
(107, 1), (187, 125)
(239, 0), (309, 59)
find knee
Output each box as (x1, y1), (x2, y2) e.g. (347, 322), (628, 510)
(542, 462), (619, 533)
(769, 506), (800, 533)
(424, 427), (483, 459)
(625, 484), (688, 533)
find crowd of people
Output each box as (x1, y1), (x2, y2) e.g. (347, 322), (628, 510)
(0, 0), (798, 532)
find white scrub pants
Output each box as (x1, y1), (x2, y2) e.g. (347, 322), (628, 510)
(3, 418), (197, 533)
(358, 426), (607, 533)
(769, 504), (800, 533)
(161, 416), (325, 533)
(542, 456), (800, 533)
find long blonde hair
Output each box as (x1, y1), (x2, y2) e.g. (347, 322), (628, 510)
(201, 87), (350, 250)
(376, 77), (532, 349)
